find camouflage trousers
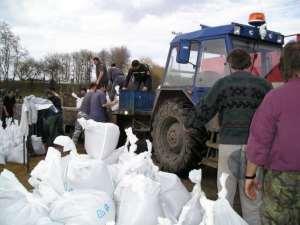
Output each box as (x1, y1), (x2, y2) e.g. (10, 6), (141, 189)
(262, 170), (300, 225)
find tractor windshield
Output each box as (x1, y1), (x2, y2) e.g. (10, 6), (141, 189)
(232, 38), (282, 78)
(163, 42), (199, 86)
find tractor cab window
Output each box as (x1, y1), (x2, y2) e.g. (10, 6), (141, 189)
(164, 43), (199, 86)
(232, 38), (281, 78)
(196, 39), (229, 87)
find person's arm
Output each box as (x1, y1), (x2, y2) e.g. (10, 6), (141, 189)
(185, 80), (222, 130)
(124, 68), (133, 89)
(103, 100), (118, 108)
(245, 93), (277, 200)
(244, 161), (259, 200)
(96, 66), (104, 85)
(3, 96), (9, 116)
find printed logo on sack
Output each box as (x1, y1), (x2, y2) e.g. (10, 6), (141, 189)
(96, 203), (110, 219)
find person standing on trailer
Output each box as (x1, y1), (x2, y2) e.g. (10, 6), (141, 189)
(185, 49), (272, 225)
(123, 60), (152, 91)
(89, 57), (108, 87)
(108, 63), (125, 99)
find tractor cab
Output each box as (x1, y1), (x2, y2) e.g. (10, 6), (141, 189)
(162, 22), (284, 104)
(151, 13), (285, 173)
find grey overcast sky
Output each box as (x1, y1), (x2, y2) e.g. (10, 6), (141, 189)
(0, 0), (299, 65)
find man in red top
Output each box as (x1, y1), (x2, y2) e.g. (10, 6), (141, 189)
(245, 41), (300, 224)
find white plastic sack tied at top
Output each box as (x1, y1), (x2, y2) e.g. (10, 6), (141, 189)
(31, 135), (46, 155)
(30, 136), (114, 198)
(158, 171), (191, 223)
(112, 132), (190, 225)
(49, 190), (115, 225)
(157, 169), (205, 225)
(78, 118), (120, 159)
(0, 169), (49, 225)
(194, 171), (248, 225)
(115, 174), (164, 225)
(212, 173), (248, 225)
(0, 119), (25, 165)
(190, 171), (248, 225)
(158, 170), (248, 225)
(64, 150), (114, 196)
(29, 147), (66, 205)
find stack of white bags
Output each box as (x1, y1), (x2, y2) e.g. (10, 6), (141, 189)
(0, 118), (248, 225)
(0, 118), (25, 165)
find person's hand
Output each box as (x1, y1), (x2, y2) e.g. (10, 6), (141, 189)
(142, 87), (148, 91)
(245, 178), (260, 200)
(183, 127), (194, 136)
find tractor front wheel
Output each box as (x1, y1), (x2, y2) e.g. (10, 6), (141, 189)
(152, 99), (207, 174)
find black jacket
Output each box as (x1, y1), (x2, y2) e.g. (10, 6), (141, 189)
(125, 63), (150, 87)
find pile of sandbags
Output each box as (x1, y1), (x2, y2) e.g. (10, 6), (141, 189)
(158, 170), (248, 225)
(0, 123), (249, 225)
(0, 118), (25, 165)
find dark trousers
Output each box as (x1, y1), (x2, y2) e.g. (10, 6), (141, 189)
(134, 76), (152, 90)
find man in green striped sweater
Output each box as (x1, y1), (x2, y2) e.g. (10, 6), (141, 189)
(186, 49), (272, 225)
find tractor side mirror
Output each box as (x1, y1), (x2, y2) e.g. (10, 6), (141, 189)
(176, 40), (191, 64)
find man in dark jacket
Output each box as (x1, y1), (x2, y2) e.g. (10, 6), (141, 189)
(107, 63), (125, 100)
(89, 57), (108, 87)
(186, 49), (272, 225)
(1, 90), (16, 128)
(124, 60), (152, 91)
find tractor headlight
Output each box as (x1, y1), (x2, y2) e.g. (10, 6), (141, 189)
(277, 35), (283, 44)
(234, 25), (241, 35)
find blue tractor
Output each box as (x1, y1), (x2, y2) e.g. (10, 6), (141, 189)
(116, 17), (284, 173)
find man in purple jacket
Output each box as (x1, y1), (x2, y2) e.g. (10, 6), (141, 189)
(245, 41), (300, 225)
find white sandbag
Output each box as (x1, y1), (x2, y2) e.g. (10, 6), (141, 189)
(113, 150), (158, 185)
(174, 169), (205, 225)
(157, 217), (173, 225)
(6, 143), (26, 164)
(0, 126), (7, 164)
(158, 172), (190, 222)
(116, 174), (164, 225)
(0, 152), (5, 165)
(29, 147), (65, 204)
(36, 217), (63, 225)
(80, 119), (120, 159)
(103, 146), (127, 165)
(113, 140), (158, 185)
(31, 135), (46, 155)
(0, 169), (49, 225)
(49, 190), (115, 225)
(53, 135), (76, 152)
(65, 151), (114, 196)
(213, 173), (248, 225)
(9, 123), (23, 147)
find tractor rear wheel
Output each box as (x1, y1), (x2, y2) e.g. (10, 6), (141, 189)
(151, 99), (208, 174)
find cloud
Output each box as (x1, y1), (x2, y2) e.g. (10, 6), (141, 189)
(0, 0), (299, 65)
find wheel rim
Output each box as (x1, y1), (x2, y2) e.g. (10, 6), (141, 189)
(161, 117), (183, 154)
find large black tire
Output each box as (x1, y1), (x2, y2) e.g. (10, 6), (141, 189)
(152, 99), (208, 174)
